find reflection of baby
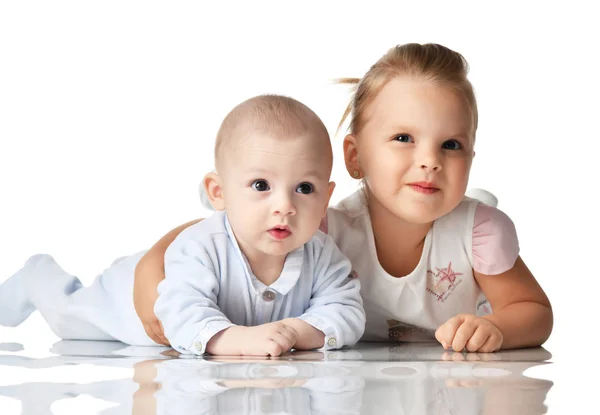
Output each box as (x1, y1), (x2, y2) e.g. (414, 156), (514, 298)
(151, 359), (365, 415)
(0, 341), (553, 415)
(0, 340), (167, 415)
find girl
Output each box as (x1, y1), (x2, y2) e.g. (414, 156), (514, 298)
(134, 43), (552, 352)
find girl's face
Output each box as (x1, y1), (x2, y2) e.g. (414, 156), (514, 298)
(345, 75), (475, 224)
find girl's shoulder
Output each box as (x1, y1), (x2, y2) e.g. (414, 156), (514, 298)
(435, 197), (520, 275)
(321, 190), (368, 238)
(471, 201), (520, 275)
(328, 190), (367, 218)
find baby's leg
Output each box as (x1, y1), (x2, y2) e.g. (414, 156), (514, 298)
(0, 255), (39, 326)
(0, 252), (154, 345)
(0, 254), (114, 340)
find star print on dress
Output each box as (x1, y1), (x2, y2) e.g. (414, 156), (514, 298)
(426, 261), (464, 303)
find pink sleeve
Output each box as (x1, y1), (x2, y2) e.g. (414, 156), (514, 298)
(472, 203), (520, 275)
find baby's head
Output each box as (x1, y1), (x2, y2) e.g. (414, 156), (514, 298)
(204, 95), (335, 259)
(341, 43), (478, 224)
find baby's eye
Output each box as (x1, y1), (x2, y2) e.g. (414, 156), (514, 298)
(296, 182), (314, 194)
(442, 140), (462, 150)
(251, 180), (270, 192)
(393, 134), (413, 143)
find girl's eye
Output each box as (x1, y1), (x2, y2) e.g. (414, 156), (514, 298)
(442, 140), (462, 150)
(296, 182), (314, 194)
(251, 180), (270, 192)
(393, 134), (413, 143)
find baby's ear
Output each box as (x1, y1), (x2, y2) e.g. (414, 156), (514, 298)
(323, 181), (336, 216)
(203, 172), (225, 211)
(327, 181), (336, 201)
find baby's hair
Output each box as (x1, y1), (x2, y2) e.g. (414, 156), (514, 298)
(214, 94), (330, 171)
(337, 43), (478, 137)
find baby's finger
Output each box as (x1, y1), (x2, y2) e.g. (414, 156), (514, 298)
(266, 340), (284, 357)
(278, 325), (298, 344)
(451, 320), (477, 352)
(271, 332), (294, 352)
(436, 315), (465, 349)
(465, 326), (491, 352)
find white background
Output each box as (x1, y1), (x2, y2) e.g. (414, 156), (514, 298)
(1, 1), (599, 413)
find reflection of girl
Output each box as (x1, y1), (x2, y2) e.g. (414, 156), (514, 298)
(0, 344), (553, 415)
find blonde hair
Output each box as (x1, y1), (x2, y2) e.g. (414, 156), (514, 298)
(337, 43), (478, 136)
(215, 94), (330, 171)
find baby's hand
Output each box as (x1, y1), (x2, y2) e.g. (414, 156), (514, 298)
(241, 322), (298, 357)
(435, 314), (503, 353)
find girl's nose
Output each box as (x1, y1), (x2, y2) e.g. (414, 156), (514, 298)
(417, 146), (442, 172)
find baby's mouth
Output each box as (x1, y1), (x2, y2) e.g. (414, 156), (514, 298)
(267, 225), (291, 240)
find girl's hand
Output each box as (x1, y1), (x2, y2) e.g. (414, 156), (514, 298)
(133, 259), (169, 346)
(241, 322), (298, 357)
(435, 314), (503, 353)
(133, 219), (203, 346)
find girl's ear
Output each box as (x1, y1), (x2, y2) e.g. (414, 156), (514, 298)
(203, 172), (226, 211)
(343, 134), (362, 179)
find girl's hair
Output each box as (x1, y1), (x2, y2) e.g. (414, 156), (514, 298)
(337, 43), (478, 136)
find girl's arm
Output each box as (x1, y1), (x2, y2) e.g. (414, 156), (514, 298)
(476, 256), (553, 349)
(133, 219), (202, 345)
(435, 204), (552, 352)
(435, 256), (553, 352)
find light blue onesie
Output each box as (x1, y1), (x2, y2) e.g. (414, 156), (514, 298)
(156, 211), (366, 355)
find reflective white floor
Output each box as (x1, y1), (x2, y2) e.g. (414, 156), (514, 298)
(0, 321), (558, 415)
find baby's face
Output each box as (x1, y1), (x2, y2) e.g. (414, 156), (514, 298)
(220, 132), (333, 261)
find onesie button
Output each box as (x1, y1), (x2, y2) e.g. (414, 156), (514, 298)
(262, 290), (276, 302)
(194, 341), (203, 352)
(327, 338), (337, 348)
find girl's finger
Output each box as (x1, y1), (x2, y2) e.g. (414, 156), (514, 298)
(143, 323), (163, 344)
(436, 315), (465, 348)
(465, 326), (490, 352)
(157, 320), (169, 345)
(478, 332), (503, 353)
(451, 320), (478, 352)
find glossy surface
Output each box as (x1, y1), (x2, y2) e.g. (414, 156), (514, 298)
(0, 339), (553, 414)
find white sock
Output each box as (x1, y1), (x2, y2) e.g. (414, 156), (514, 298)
(0, 254), (54, 326)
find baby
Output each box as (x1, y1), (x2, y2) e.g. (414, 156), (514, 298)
(0, 95), (366, 356)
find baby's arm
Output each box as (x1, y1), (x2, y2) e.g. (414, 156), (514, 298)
(155, 233), (236, 355)
(279, 318), (326, 350)
(134, 219), (202, 345)
(156, 230), (297, 356)
(293, 234), (366, 350)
